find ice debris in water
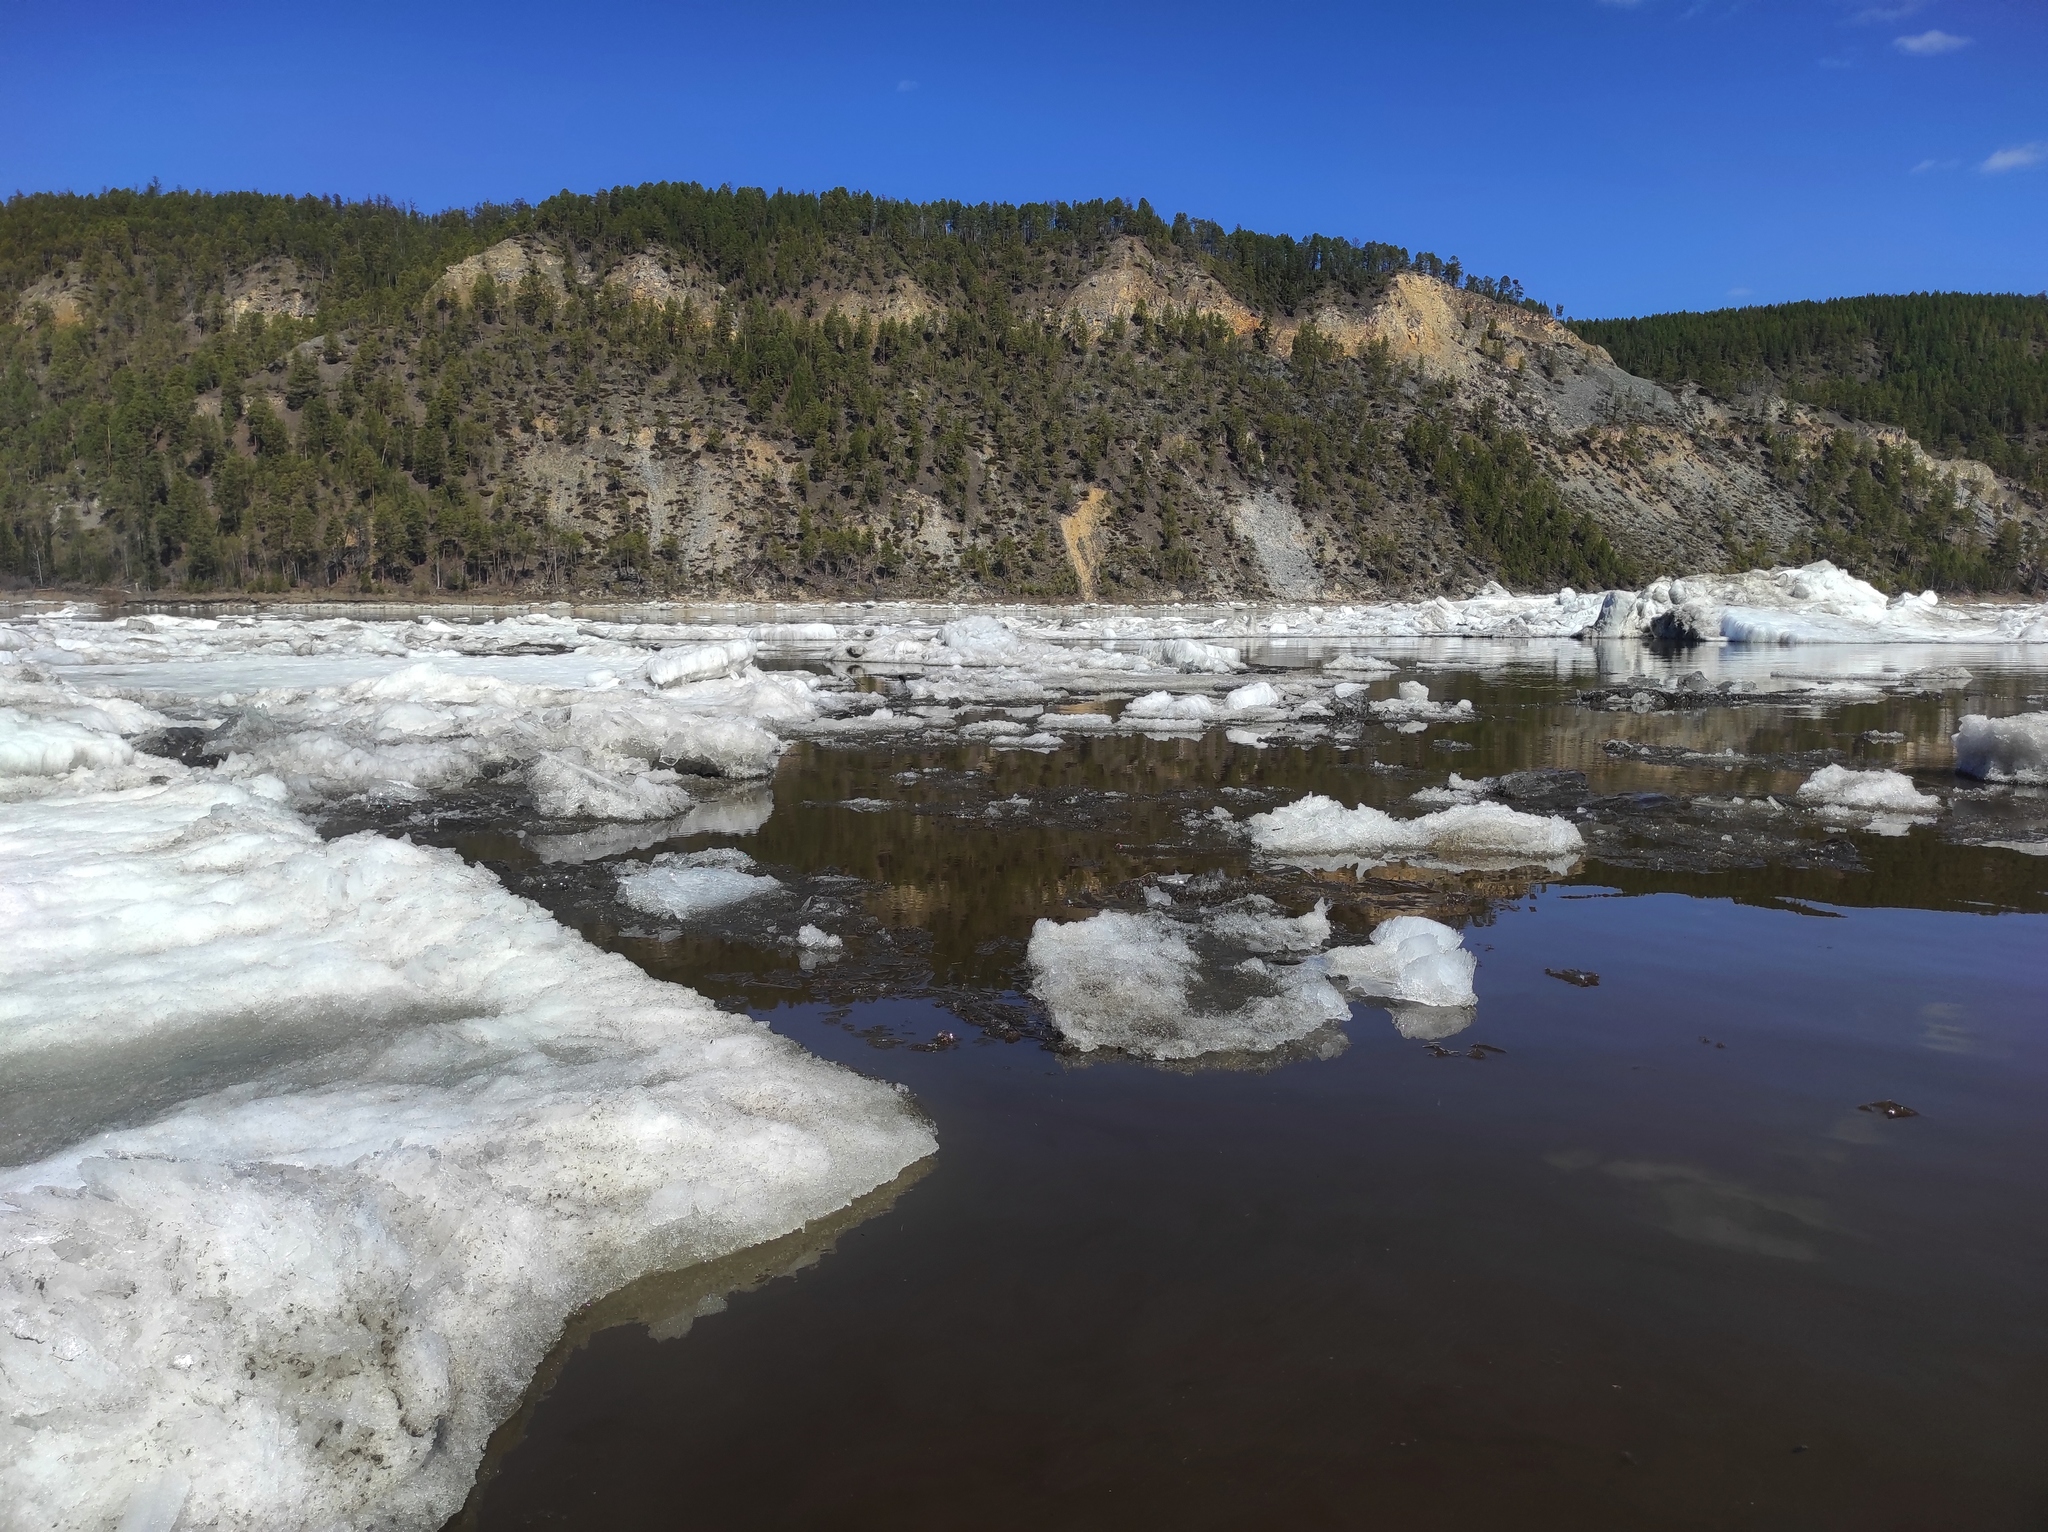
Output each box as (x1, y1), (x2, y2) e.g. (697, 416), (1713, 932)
(1323, 916), (1480, 1035)
(1410, 773), (1495, 806)
(616, 848), (781, 919)
(1224, 680), (1282, 712)
(0, 774), (932, 1532)
(1953, 712), (2048, 784)
(1247, 793), (1584, 870)
(1026, 908), (1349, 1062)
(1203, 896), (1333, 952)
(1369, 680), (1475, 725)
(796, 924), (844, 950)
(1322, 653), (1396, 675)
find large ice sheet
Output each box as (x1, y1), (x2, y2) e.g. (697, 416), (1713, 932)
(0, 714), (933, 1530)
(186, 662), (807, 814)
(1246, 794), (1585, 870)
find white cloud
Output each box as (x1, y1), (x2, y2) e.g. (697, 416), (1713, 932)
(1910, 157), (1959, 173)
(1981, 142), (2048, 174)
(896, 78), (918, 92)
(1727, 287), (1754, 300)
(1853, 2), (1922, 22)
(1819, 54), (1856, 69)
(1893, 28), (1970, 54)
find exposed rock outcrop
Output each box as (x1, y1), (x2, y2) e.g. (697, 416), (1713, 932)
(226, 257), (319, 320)
(603, 251), (727, 313)
(436, 237), (568, 304)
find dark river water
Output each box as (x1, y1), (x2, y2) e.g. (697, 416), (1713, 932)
(376, 654), (2048, 1531)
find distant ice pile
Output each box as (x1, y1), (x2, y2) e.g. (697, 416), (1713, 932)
(1247, 794), (1585, 871)
(1954, 713), (2048, 784)
(916, 614), (1244, 675)
(0, 690), (933, 1532)
(1589, 563), (2048, 646)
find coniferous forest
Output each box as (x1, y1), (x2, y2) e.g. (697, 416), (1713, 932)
(0, 183), (2037, 599)
(1573, 293), (2048, 493)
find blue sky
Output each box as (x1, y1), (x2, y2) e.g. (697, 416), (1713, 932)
(2, 0), (2042, 317)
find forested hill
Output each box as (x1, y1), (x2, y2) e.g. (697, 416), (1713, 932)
(2, 184), (2041, 601)
(1571, 294), (2048, 492)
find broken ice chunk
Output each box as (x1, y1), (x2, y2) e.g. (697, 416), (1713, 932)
(1953, 712), (2048, 784)
(1025, 909), (1348, 1061)
(1794, 764), (1941, 820)
(529, 752), (694, 820)
(1323, 917), (1478, 1009)
(616, 850), (780, 919)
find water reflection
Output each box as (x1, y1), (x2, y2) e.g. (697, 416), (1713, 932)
(442, 1160), (931, 1531)
(400, 655), (2048, 1529)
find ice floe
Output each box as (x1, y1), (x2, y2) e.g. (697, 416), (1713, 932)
(1026, 909), (1350, 1061)
(1123, 690), (1221, 726)
(1795, 765), (1943, 833)
(1247, 794), (1585, 870)
(1323, 916), (1477, 1007)
(615, 848), (782, 919)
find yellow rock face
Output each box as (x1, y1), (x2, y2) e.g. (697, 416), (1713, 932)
(1059, 486), (1111, 600)
(1060, 237), (1260, 336)
(18, 268), (90, 327)
(1275, 273), (1611, 376)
